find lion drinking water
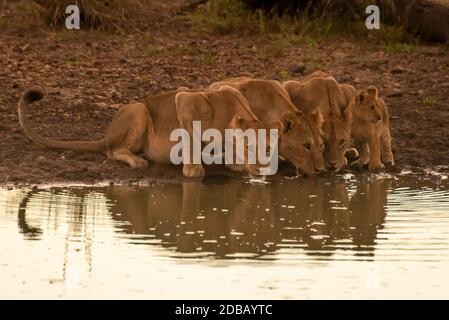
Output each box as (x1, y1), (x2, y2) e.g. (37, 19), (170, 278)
(18, 86), (274, 178)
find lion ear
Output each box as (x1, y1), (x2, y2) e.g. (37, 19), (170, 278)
(357, 90), (368, 104)
(281, 111), (298, 133)
(231, 115), (244, 129)
(232, 115), (258, 131)
(367, 86), (378, 98)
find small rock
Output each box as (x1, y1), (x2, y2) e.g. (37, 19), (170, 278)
(391, 66), (405, 74)
(109, 88), (121, 99)
(371, 51), (385, 59)
(331, 51), (345, 60)
(417, 89), (425, 96)
(385, 89), (403, 97)
(338, 73), (353, 83)
(45, 87), (60, 95)
(94, 102), (109, 109)
(290, 63), (306, 75)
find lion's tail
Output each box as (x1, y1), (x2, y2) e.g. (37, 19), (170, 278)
(18, 88), (107, 152)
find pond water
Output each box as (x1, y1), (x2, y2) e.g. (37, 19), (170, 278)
(1, 174), (449, 299)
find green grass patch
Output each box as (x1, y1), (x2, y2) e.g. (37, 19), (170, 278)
(189, 0), (255, 35)
(141, 74), (152, 82)
(0, 16), (7, 28)
(422, 97), (436, 106)
(189, 0), (422, 51)
(143, 45), (165, 57)
(189, 0), (345, 38)
(383, 42), (418, 54)
(198, 50), (217, 65)
(303, 55), (322, 70)
(277, 69), (291, 81)
(257, 37), (290, 60)
(174, 44), (198, 56)
(64, 51), (90, 67)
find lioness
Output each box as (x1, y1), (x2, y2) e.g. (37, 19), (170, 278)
(283, 73), (356, 172)
(210, 77), (325, 176)
(351, 86), (394, 170)
(175, 88), (281, 177)
(18, 86), (271, 178)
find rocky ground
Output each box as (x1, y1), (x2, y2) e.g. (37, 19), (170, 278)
(0, 0), (448, 185)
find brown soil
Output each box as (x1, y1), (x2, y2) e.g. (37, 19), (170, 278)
(1, 1), (448, 185)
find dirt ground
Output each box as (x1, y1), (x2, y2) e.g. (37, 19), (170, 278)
(0, 1), (448, 185)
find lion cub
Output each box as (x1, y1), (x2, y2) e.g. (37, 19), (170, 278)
(351, 86), (394, 170)
(283, 74), (355, 173)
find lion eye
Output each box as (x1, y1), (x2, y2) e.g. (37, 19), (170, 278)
(338, 139), (345, 147)
(370, 105), (375, 111)
(304, 143), (311, 151)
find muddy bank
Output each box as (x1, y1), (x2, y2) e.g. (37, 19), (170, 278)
(0, 5), (448, 185)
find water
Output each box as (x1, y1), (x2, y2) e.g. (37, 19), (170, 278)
(1, 174), (449, 299)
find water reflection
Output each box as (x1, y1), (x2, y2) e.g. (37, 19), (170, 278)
(2, 175), (449, 298)
(350, 179), (389, 248)
(104, 177), (391, 258)
(8, 176), (396, 259)
(17, 190), (43, 239)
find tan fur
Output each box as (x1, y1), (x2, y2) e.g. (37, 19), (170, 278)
(283, 72), (356, 172)
(18, 87), (271, 178)
(351, 86), (394, 170)
(210, 77), (325, 176)
(175, 85), (280, 177)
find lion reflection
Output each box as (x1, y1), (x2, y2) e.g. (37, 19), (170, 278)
(106, 177), (392, 258)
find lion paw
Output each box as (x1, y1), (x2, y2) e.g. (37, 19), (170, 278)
(131, 157), (148, 169)
(383, 159), (395, 167)
(183, 164), (205, 178)
(368, 162), (385, 171)
(351, 159), (368, 168)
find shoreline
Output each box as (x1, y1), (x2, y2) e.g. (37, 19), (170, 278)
(1, 165), (447, 188)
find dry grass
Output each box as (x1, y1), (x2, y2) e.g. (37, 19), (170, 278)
(0, 0), (46, 32)
(32, 0), (153, 32)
